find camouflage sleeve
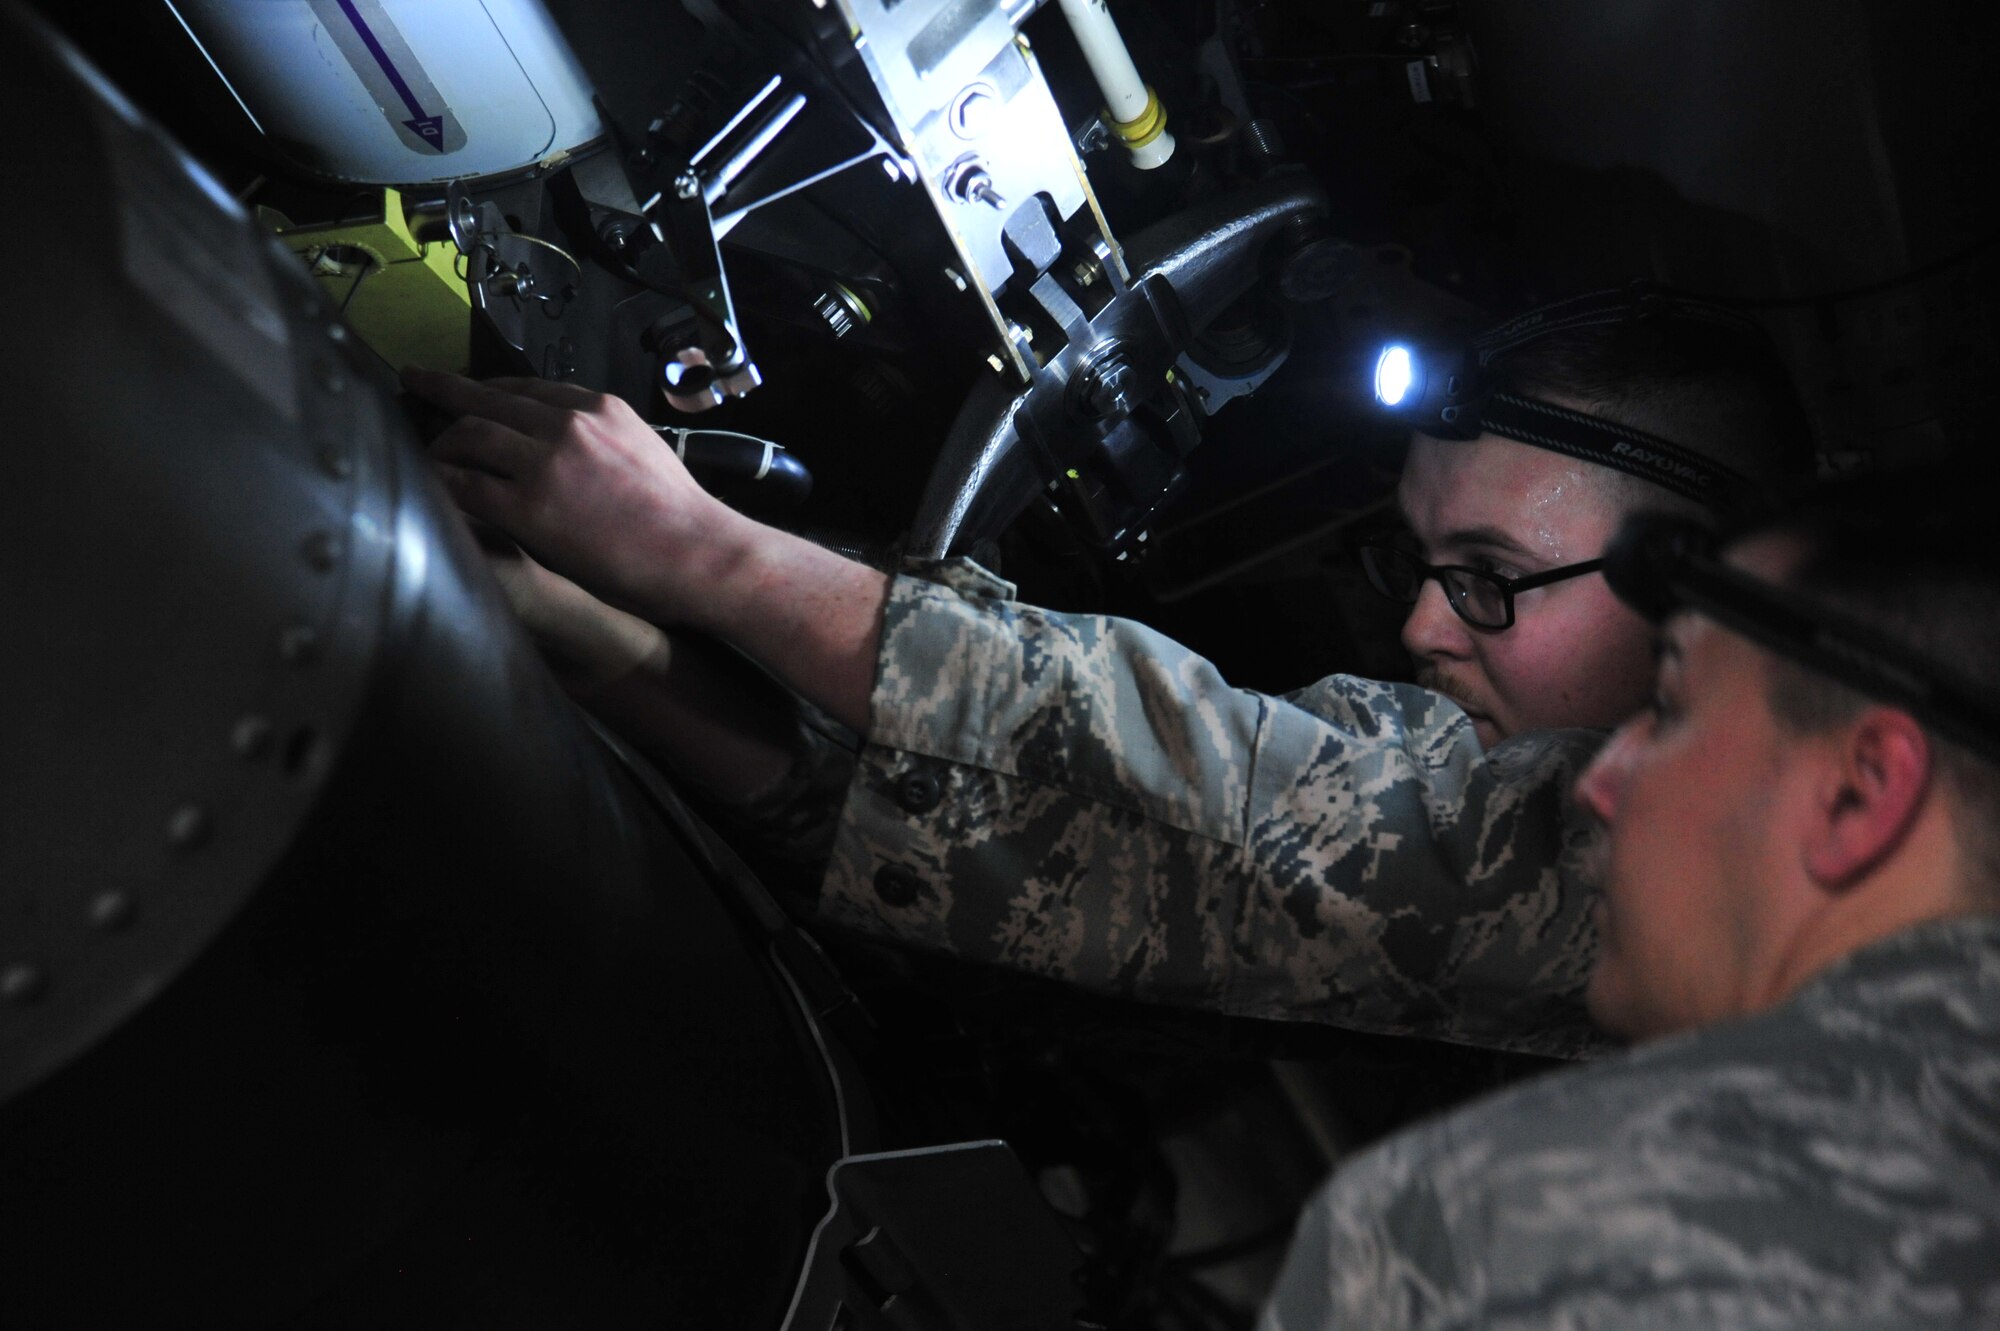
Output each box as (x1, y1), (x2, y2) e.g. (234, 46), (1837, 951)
(716, 697), (859, 865)
(819, 562), (1613, 1058)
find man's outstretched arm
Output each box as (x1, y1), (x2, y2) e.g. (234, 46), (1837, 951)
(406, 369), (1611, 1056)
(405, 366), (888, 735)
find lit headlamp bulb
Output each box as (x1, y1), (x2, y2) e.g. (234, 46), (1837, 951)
(1373, 344), (1417, 408)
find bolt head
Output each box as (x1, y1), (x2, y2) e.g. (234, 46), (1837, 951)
(232, 715), (275, 759)
(1080, 352), (1139, 418)
(166, 803), (210, 849)
(950, 85), (999, 139)
(1, 965), (46, 1006)
(674, 171), (701, 200)
(278, 624), (320, 665)
(302, 530), (343, 571)
(90, 892), (135, 932)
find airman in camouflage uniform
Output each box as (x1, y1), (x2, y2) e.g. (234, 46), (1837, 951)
(1262, 917), (2000, 1330)
(791, 522), (2000, 1328)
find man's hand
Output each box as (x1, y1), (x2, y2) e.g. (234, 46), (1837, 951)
(403, 367), (744, 628)
(403, 368), (891, 735)
(472, 534), (803, 804)
(476, 533), (671, 695)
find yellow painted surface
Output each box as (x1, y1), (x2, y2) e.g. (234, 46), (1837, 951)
(261, 188), (471, 373)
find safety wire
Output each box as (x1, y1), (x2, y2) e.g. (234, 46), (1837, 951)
(337, 256), (379, 314)
(454, 231), (585, 325)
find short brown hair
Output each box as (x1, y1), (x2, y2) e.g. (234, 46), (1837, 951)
(1748, 466), (2000, 901)
(1493, 315), (1817, 517)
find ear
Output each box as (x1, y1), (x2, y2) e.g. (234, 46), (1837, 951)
(1800, 708), (1934, 890)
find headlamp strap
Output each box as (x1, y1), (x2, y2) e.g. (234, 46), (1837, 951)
(1481, 392), (1754, 509)
(1471, 282), (1760, 364)
(1609, 514), (2000, 766)
(1667, 556), (2000, 768)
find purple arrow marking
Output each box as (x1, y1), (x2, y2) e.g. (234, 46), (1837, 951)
(331, 0), (432, 130)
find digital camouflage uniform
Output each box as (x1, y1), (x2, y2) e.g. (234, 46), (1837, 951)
(740, 562), (2000, 1324)
(748, 560), (1612, 1059)
(1262, 916), (2000, 1330)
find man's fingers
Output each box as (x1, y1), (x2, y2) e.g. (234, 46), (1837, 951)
(401, 366), (569, 438)
(434, 460), (520, 528)
(464, 516), (525, 559)
(479, 375), (614, 413)
(429, 414), (539, 478)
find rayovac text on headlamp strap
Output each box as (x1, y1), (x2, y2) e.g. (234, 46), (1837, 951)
(1480, 392), (1755, 509)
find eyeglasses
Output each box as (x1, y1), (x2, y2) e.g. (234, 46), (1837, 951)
(1358, 542), (1606, 631)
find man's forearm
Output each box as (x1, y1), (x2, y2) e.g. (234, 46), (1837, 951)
(648, 509), (891, 736)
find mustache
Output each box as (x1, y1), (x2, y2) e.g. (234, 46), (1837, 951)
(1415, 667), (1492, 719)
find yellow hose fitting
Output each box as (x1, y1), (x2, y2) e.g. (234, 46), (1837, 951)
(1109, 85), (1168, 151)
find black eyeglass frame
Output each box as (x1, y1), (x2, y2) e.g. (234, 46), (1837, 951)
(1358, 542), (1607, 631)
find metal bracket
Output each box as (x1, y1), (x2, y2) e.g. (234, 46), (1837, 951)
(445, 183), (584, 376)
(638, 74), (914, 401)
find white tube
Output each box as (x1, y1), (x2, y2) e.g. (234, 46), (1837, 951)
(1056, 0), (1176, 169)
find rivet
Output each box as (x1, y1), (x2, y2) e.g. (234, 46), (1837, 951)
(313, 357), (346, 394)
(318, 445), (354, 479)
(231, 714), (274, 759)
(90, 892), (135, 932)
(1, 965), (47, 1006)
(167, 803), (210, 848)
(302, 530), (343, 571)
(327, 323), (349, 343)
(278, 624), (320, 664)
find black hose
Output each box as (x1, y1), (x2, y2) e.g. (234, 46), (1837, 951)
(673, 430), (814, 514)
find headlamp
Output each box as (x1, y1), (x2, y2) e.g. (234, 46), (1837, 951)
(1368, 341), (1483, 439)
(1604, 511), (2000, 765)
(1367, 283), (1768, 507)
